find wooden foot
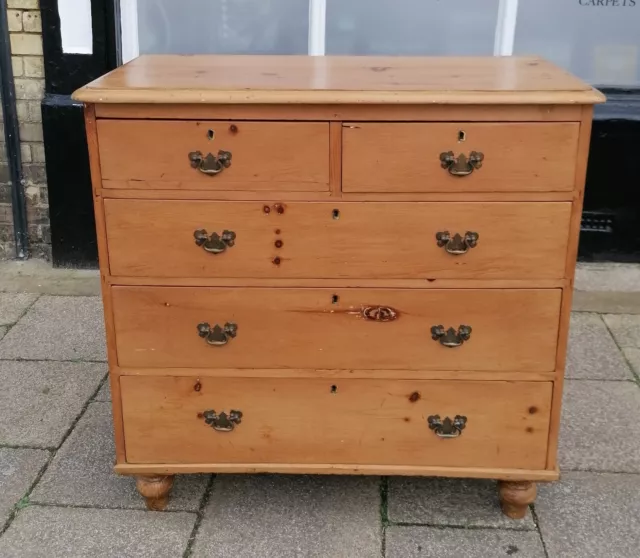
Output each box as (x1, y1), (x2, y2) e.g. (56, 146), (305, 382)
(135, 475), (175, 511)
(498, 481), (536, 519)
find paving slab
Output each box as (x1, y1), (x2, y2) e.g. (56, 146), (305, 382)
(0, 295), (107, 361)
(0, 292), (38, 325)
(193, 474), (381, 558)
(0, 326), (6, 341)
(0, 448), (49, 525)
(575, 262), (640, 292)
(386, 526), (546, 558)
(559, 380), (640, 472)
(388, 477), (535, 530)
(94, 379), (111, 401)
(0, 505), (195, 558)
(572, 291), (640, 314)
(622, 347), (640, 376)
(0, 360), (106, 447)
(603, 313), (640, 348)
(31, 402), (209, 511)
(537, 471), (640, 558)
(566, 313), (632, 380)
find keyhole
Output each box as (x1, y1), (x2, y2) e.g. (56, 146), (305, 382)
(330, 385), (338, 394)
(331, 294), (339, 304)
(332, 209), (340, 220)
(458, 130), (466, 142)
(207, 129), (215, 140)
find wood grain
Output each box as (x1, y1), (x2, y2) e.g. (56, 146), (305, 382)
(116, 463), (560, 481)
(343, 122), (579, 193)
(115, 366), (556, 382)
(121, 376), (552, 469)
(106, 277), (567, 289)
(99, 187), (576, 202)
(94, 103), (584, 122)
(84, 104), (126, 464)
(72, 55), (605, 105)
(329, 121), (342, 197)
(97, 120), (329, 189)
(104, 200), (572, 280)
(547, 106), (595, 470)
(111, 287), (561, 372)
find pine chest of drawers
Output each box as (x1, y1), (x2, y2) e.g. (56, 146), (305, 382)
(73, 55), (604, 517)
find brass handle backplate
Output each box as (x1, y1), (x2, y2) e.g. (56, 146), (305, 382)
(431, 325), (472, 348)
(202, 409), (243, 432)
(436, 231), (479, 255)
(428, 415), (467, 438)
(439, 151), (484, 176)
(197, 322), (238, 346)
(189, 150), (232, 175)
(194, 229), (236, 254)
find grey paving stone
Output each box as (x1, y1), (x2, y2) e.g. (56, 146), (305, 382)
(623, 347), (640, 376)
(0, 292), (38, 325)
(566, 313), (633, 380)
(0, 448), (49, 525)
(0, 295), (107, 361)
(573, 291), (640, 315)
(559, 380), (640, 472)
(31, 402), (209, 511)
(603, 313), (640, 348)
(94, 379), (111, 401)
(388, 477), (535, 530)
(386, 526), (546, 558)
(0, 360), (106, 447)
(193, 474), (381, 558)
(575, 262), (640, 292)
(0, 505), (195, 558)
(537, 472), (640, 558)
(0, 325), (6, 341)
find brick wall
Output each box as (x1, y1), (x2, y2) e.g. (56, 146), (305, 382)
(0, 0), (48, 259)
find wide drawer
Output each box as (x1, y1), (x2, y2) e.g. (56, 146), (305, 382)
(97, 120), (329, 191)
(121, 376), (552, 468)
(342, 122), (579, 192)
(112, 287), (561, 371)
(104, 200), (571, 280)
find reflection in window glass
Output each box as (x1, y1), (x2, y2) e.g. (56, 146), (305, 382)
(137, 0), (308, 55)
(326, 0), (499, 56)
(514, 0), (640, 86)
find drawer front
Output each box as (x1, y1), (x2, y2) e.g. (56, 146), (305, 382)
(97, 120), (329, 191)
(343, 122), (579, 192)
(112, 287), (561, 371)
(121, 376), (552, 469)
(105, 200), (571, 280)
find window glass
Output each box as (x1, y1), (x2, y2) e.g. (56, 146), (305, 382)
(326, 0), (500, 55)
(514, 0), (640, 85)
(137, 0), (308, 55)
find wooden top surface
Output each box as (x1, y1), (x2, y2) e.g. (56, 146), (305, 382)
(72, 55), (605, 105)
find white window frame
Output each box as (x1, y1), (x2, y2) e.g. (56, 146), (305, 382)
(120, 0), (518, 63)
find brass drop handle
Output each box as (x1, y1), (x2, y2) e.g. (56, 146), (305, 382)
(197, 322), (238, 346)
(428, 415), (467, 438)
(194, 229), (236, 254)
(201, 409), (243, 432)
(439, 151), (484, 176)
(436, 231), (479, 255)
(189, 150), (232, 175)
(431, 325), (472, 347)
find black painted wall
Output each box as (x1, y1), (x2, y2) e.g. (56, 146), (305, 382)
(40, 0), (118, 267)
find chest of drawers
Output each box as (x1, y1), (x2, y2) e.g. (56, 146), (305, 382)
(73, 55), (604, 518)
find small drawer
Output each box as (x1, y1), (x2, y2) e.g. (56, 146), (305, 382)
(121, 376), (552, 469)
(112, 287), (561, 372)
(342, 122), (579, 193)
(104, 200), (571, 280)
(97, 120), (329, 191)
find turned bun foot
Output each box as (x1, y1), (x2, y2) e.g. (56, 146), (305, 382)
(135, 475), (175, 511)
(498, 480), (536, 519)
